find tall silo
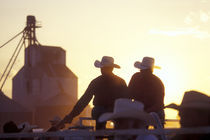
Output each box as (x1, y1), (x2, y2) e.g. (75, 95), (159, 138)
(12, 16), (78, 129)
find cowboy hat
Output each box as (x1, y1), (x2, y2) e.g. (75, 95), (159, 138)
(98, 98), (154, 125)
(134, 57), (161, 70)
(165, 90), (210, 110)
(94, 56), (120, 68)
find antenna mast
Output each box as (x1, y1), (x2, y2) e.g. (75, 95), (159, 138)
(24, 15), (41, 46)
(0, 15), (41, 91)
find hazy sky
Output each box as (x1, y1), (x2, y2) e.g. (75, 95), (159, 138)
(0, 0), (210, 119)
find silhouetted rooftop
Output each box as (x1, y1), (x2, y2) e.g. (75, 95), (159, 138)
(0, 91), (30, 112)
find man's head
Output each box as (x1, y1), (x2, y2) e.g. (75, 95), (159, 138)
(134, 57), (160, 73)
(94, 56), (120, 75)
(3, 121), (21, 133)
(179, 108), (209, 127)
(166, 90), (210, 128)
(100, 66), (114, 75)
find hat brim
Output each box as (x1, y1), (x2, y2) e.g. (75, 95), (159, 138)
(98, 110), (154, 125)
(165, 103), (210, 110)
(134, 61), (161, 70)
(165, 103), (180, 110)
(94, 60), (120, 68)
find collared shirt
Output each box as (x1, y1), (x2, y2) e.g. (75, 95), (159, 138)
(128, 70), (165, 112)
(69, 74), (128, 118)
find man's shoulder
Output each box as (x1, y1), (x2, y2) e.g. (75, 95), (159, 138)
(113, 74), (127, 85)
(91, 74), (126, 85)
(90, 75), (103, 83)
(131, 72), (141, 79)
(133, 72), (141, 76)
(151, 74), (163, 83)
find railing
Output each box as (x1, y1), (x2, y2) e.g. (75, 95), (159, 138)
(1, 116), (209, 139)
(0, 127), (210, 139)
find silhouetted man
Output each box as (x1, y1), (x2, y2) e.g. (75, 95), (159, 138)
(166, 91), (210, 140)
(55, 56), (127, 130)
(128, 57), (165, 126)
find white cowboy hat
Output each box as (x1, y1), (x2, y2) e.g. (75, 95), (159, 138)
(165, 90), (210, 110)
(134, 57), (161, 70)
(94, 56), (120, 68)
(98, 98), (154, 125)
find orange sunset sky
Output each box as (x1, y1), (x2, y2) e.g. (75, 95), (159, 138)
(0, 0), (210, 120)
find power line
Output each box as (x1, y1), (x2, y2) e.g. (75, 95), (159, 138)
(0, 37), (24, 90)
(0, 35), (24, 83)
(0, 30), (24, 48)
